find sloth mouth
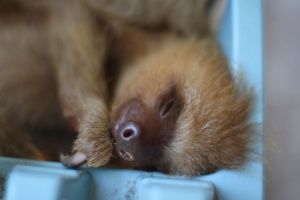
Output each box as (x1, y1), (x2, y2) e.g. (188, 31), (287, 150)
(119, 150), (134, 161)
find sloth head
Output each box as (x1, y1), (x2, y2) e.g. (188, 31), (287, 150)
(110, 38), (254, 176)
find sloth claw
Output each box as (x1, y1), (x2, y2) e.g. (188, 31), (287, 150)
(60, 152), (88, 168)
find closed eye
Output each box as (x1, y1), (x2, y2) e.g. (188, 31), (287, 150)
(160, 99), (174, 118)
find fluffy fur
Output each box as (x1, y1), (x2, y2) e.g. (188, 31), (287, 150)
(110, 36), (253, 175)
(85, 0), (211, 35)
(0, 0), (113, 165)
(0, 0), (254, 176)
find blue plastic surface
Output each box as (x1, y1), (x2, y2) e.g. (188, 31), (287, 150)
(135, 176), (214, 200)
(5, 165), (91, 200)
(0, 0), (264, 199)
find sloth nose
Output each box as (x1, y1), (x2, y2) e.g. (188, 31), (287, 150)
(115, 122), (147, 161)
(117, 122), (140, 161)
(120, 122), (140, 140)
(114, 121), (156, 161)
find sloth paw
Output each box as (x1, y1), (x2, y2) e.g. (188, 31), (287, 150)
(73, 126), (113, 168)
(61, 109), (114, 168)
(60, 152), (88, 168)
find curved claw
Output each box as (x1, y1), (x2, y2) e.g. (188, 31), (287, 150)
(60, 152), (88, 168)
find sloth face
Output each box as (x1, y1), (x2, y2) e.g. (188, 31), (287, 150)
(110, 38), (253, 176)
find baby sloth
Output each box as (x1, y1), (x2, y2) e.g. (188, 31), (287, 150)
(0, 0), (254, 176)
(109, 36), (254, 176)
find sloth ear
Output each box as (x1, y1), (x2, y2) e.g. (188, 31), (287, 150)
(157, 82), (183, 119)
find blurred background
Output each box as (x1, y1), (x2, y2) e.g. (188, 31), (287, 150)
(265, 0), (300, 199)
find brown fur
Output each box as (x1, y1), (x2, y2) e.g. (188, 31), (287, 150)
(0, 0), (113, 165)
(110, 36), (254, 176)
(85, 0), (212, 35)
(0, 0), (254, 176)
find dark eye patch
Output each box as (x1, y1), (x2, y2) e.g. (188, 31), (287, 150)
(157, 81), (183, 120)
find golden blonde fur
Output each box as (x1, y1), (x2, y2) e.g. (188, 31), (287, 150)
(110, 36), (253, 175)
(0, 0), (254, 176)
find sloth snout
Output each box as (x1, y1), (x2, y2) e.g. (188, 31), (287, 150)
(120, 122), (140, 140)
(114, 121), (155, 161)
(112, 84), (183, 163)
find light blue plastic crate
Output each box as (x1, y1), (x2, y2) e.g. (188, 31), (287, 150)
(0, 0), (264, 199)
